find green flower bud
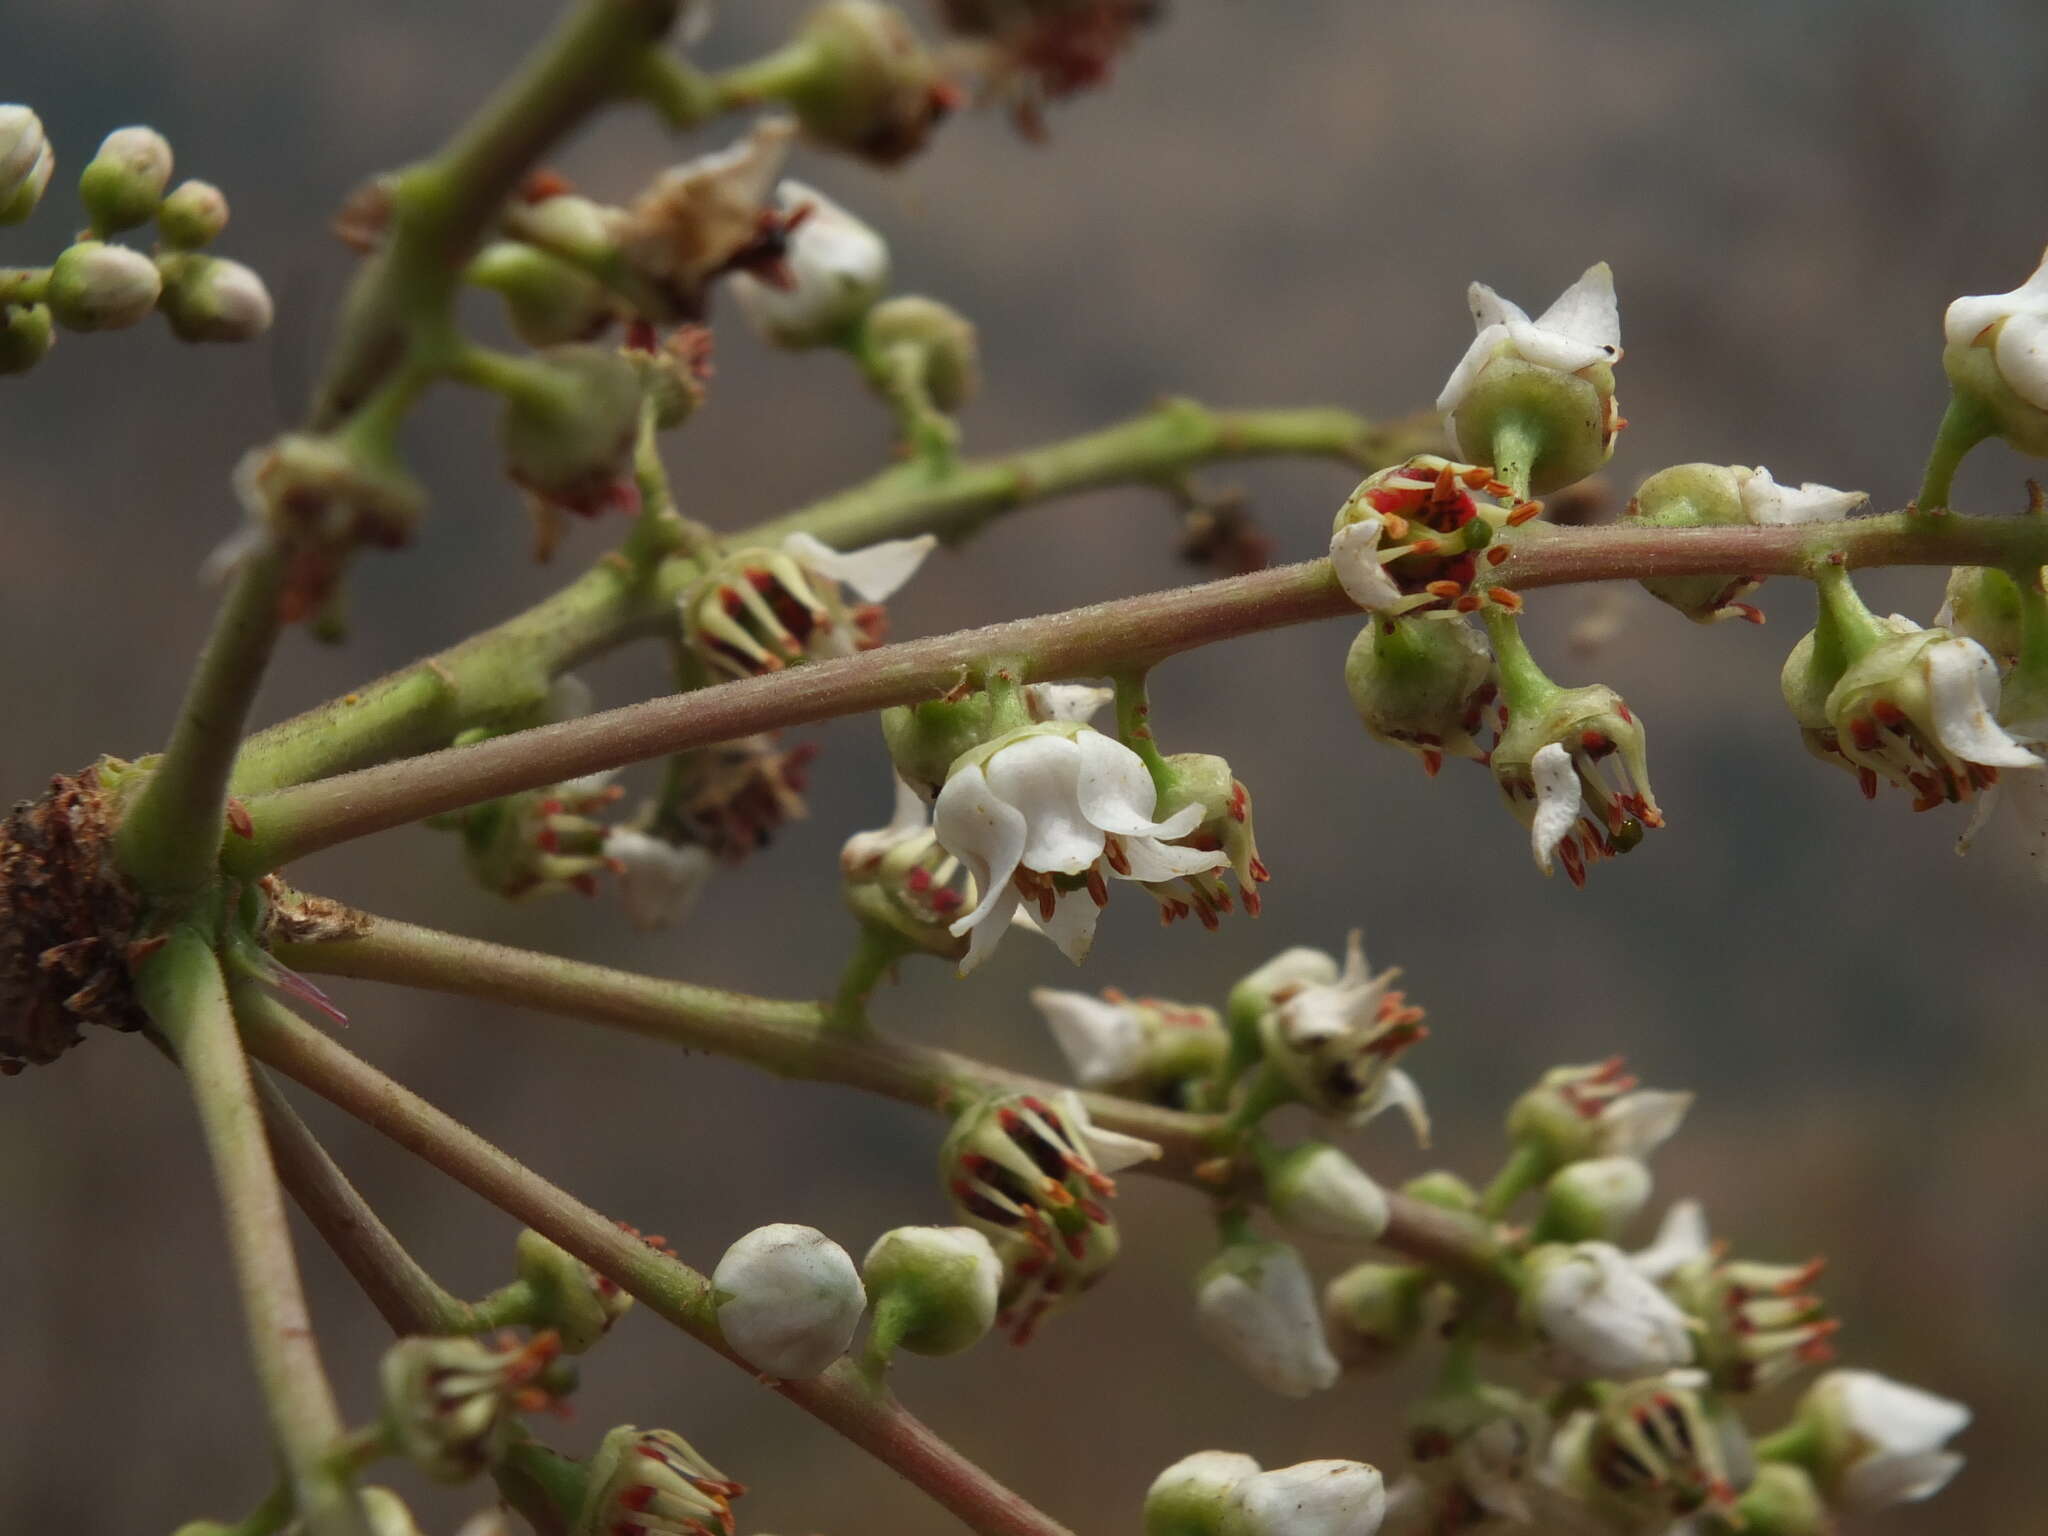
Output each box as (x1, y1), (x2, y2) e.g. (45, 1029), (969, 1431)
(786, 2), (952, 166)
(1628, 462), (1866, 624)
(1940, 564), (2026, 661)
(1320, 1261), (1432, 1370)
(499, 345), (643, 516)
(1261, 1142), (1389, 1243)
(861, 1224), (1002, 1357)
(46, 240), (162, 331)
(575, 1426), (743, 1536)
(881, 694), (995, 800)
(512, 193), (627, 272)
(77, 125), (173, 234)
(0, 105), (54, 225)
(1344, 613), (1495, 772)
(515, 1227), (635, 1353)
(1401, 1170), (1478, 1213)
(1531, 1154), (1653, 1243)
(469, 240), (616, 347)
(380, 1333), (557, 1481)
(1144, 1451), (1261, 1536)
(1731, 1463), (1830, 1536)
(0, 302), (55, 374)
(156, 253), (273, 343)
(863, 294), (980, 410)
(157, 178), (229, 248)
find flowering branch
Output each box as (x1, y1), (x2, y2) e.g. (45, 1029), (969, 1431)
(229, 508), (2048, 872)
(227, 400), (1411, 798)
(233, 987), (1080, 1536)
(268, 901), (1498, 1279)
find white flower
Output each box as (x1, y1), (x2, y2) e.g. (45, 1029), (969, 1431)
(712, 1223), (867, 1379)
(933, 723), (1227, 974)
(1330, 515), (1403, 613)
(1630, 1198), (1711, 1282)
(1944, 246), (2048, 411)
(1261, 930), (1431, 1142)
(1525, 1241), (1694, 1383)
(1827, 627), (2041, 798)
(1055, 1087), (1162, 1173)
(1226, 1462), (1387, 1536)
(781, 530), (935, 647)
(605, 829), (715, 929)
(840, 775), (933, 872)
(731, 179), (890, 348)
(1804, 1369), (1970, 1510)
(1437, 262), (1621, 420)
(686, 529), (935, 676)
(1736, 466), (1867, 526)
(1029, 986), (1146, 1086)
(1528, 742), (1582, 877)
(1515, 1058), (1692, 1166)
(1195, 1243), (1341, 1398)
(1266, 1144), (1391, 1243)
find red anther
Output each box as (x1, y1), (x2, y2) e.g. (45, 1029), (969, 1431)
(1079, 1199), (1110, 1224)
(1486, 544), (1510, 566)
(1195, 902), (1221, 931)
(1249, 855), (1271, 882)
(623, 317), (660, 355)
(1731, 603), (1766, 624)
(1872, 698), (1908, 728)
(1560, 838), (1588, 887)
(1242, 887), (1263, 917)
(1380, 511), (1411, 541)
(519, 168), (574, 202)
(536, 826), (561, 853)
(1103, 837), (1132, 875)
(931, 888), (963, 914)
(998, 1107), (1023, 1133)
(906, 866), (933, 892)
(1856, 766), (1878, 799)
(1063, 1230), (1088, 1260)
(538, 798), (564, 816)
(1581, 729), (1613, 755)
(1170, 898), (1191, 921)
(1431, 462), (1459, 497)
(1411, 537), (1441, 556)
(1366, 486), (1417, 515)
(1086, 865), (1109, 906)
(570, 873), (598, 897)
(1849, 717), (1880, 751)
(1486, 587), (1523, 612)
(1455, 593), (1482, 613)
(1228, 781), (1249, 820)
(1425, 579), (1464, 599)
(1507, 501), (1544, 526)
(1461, 465), (1493, 489)
(1421, 748), (1443, 777)
(1037, 885), (1057, 920)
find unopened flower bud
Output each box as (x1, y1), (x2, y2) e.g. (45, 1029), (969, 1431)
(1261, 1142), (1389, 1244)
(499, 344), (644, 516)
(575, 1426), (744, 1536)
(0, 302), (55, 374)
(605, 828), (714, 929)
(1781, 1369), (1968, 1511)
(1401, 1170), (1478, 1212)
(1506, 1058), (1690, 1180)
(1322, 1262), (1432, 1370)
(46, 240), (162, 331)
(942, 1090), (1156, 1341)
(1252, 930), (1429, 1135)
(1548, 1374), (1738, 1526)
(514, 1228), (634, 1353)
(881, 693), (997, 799)
(731, 180), (889, 348)
(1628, 462), (1865, 623)
(864, 294), (980, 409)
(1145, 1451), (1262, 1536)
(1222, 1462), (1386, 1536)
(1028, 985), (1226, 1099)
(1344, 614), (1495, 773)
(683, 531), (933, 678)
(1439, 262), (1622, 497)
(514, 192), (628, 272)
(0, 106), (54, 225)
(1939, 564), (2025, 660)
(380, 1333), (558, 1480)
(78, 126), (173, 234)
(157, 253), (274, 342)
(1194, 1239), (1340, 1398)
(469, 240), (616, 347)
(157, 178), (230, 248)
(1731, 1463), (1831, 1536)
(1532, 1155), (1652, 1243)
(713, 1223), (866, 1378)
(861, 1224), (1002, 1357)
(1149, 751), (1270, 925)
(785, 2), (952, 166)
(1941, 245), (2048, 459)
(1520, 1241), (1693, 1383)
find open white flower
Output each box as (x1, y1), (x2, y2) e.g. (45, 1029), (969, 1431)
(1438, 262), (1621, 420)
(1736, 466), (1867, 526)
(684, 529), (935, 676)
(1800, 1369), (1969, 1510)
(933, 723), (1227, 973)
(1512, 1057), (1692, 1168)
(731, 179), (890, 348)
(1944, 246), (2048, 412)
(605, 829), (715, 929)
(1259, 930), (1430, 1141)
(1826, 626), (2040, 800)
(1524, 1241), (1695, 1383)
(1195, 1242), (1341, 1398)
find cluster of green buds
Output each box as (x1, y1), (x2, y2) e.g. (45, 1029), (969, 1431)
(2, 112), (272, 375)
(940, 1089), (1156, 1342)
(380, 1332), (560, 1481)
(574, 1425), (744, 1536)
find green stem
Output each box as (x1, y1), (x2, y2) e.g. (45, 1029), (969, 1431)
(223, 1478), (298, 1536)
(270, 903), (1500, 1280)
(860, 1291), (914, 1385)
(1810, 560), (1890, 668)
(1478, 1140), (1551, 1219)
(116, 540), (288, 897)
(1489, 411), (1543, 502)
(234, 993), (1079, 1536)
(829, 923), (912, 1034)
(495, 1437), (588, 1536)
(136, 930), (369, 1536)
(1480, 605), (1557, 719)
(1752, 1419), (1822, 1469)
(1111, 668), (1173, 798)
(706, 36), (828, 110)
(1915, 393), (1996, 513)
(0, 266), (48, 304)
(626, 50), (723, 129)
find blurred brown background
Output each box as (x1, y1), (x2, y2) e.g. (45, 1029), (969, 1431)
(4, 1), (2046, 1531)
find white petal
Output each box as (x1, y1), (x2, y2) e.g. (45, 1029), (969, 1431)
(1113, 834), (1230, 883)
(1336, 928), (1370, 987)
(1036, 886), (1102, 965)
(1230, 1461), (1387, 1536)
(1631, 1198), (1711, 1281)
(1925, 640), (2042, 767)
(1994, 308), (2048, 412)
(1025, 682), (1114, 723)
(1330, 518), (1404, 613)
(981, 733), (1102, 875)
(1599, 1090), (1692, 1159)
(956, 889), (1021, 976)
(1196, 1250), (1340, 1398)
(1529, 742), (1583, 875)
(1055, 1091), (1161, 1172)
(781, 530), (936, 602)
(1944, 247), (2048, 348)
(606, 830), (715, 929)
(1436, 321), (1514, 417)
(1534, 1243), (1694, 1382)
(1468, 280), (1529, 333)
(731, 179), (889, 347)
(1072, 728), (1173, 836)
(1838, 1371), (1972, 1455)
(1031, 988), (1144, 1085)
(1533, 261), (1621, 355)
(1844, 1451), (1966, 1511)
(1739, 465), (1868, 526)
(1353, 1067), (1430, 1147)
(1992, 768), (2048, 877)
(933, 763), (1028, 935)
(1505, 318), (1610, 374)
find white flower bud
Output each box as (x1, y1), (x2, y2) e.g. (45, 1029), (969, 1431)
(0, 105), (54, 225)
(604, 829), (714, 929)
(1145, 1451), (1261, 1536)
(78, 125), (173, 234)
(157, 179), (230, 248)
(1194, 1241), (1340, 1398)
(1533, 1155), (1652, 1243)
(46, 240), (162, 331)
(1797, 1368), (1969, 1511)
(158, 254), (274, 343)
(731, 180), (889, 348)
(713, 1223), (866, 1378)
(1521, 1241), (1694, 1383)
(861, 1224), (1001, 1357)
(865, 293), (980, 409)
(1264, 1143), (1390, 1243)
(1222, 1461), (1386, 1536)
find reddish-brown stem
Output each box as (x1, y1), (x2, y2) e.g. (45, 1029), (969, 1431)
(227, 510), (2048, 873)
(234, 989), (1077, 1536)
